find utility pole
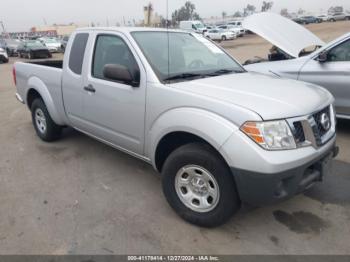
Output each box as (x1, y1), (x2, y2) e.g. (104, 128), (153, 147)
(0, 21), (9, 38)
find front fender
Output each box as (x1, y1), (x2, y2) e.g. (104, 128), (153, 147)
(26, 76), (65, 125)
(147, 107), (239, 169)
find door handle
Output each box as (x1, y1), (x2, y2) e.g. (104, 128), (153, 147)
(84, 84), (96, 93)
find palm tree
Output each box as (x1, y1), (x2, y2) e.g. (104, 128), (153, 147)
(222, 11), (227, 21)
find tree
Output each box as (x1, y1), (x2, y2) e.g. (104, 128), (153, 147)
(222, 11), (227, 20)
(243, 4), (256, 16)
(171, 1), (201, 25)
(144, 3), (153, 26)
(280, 8), (289, 17)
(261, 1), (273, 12)
(297, 8), (305, 15)
(233, 11), (242, 17)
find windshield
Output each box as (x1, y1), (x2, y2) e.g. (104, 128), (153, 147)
(44, 39), (58, 43)
(132, 31), (244, 82)
(26, 41), (45, 47)
(194, 23), (205, 29)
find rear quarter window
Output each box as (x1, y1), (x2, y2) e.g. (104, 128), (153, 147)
(69, 33), (89, 75)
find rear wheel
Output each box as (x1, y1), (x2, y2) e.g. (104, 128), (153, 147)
(31, 98), (62, 142)
(221, 35), (227, 41)
(162, 143), (240, 227)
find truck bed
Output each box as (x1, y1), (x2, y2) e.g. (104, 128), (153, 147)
(15, 60), (67, 125)
(27, 60), (63, 69)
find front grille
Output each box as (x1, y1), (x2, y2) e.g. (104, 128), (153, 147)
(313, 106), (331, 146)
(289, 105), (334, 148)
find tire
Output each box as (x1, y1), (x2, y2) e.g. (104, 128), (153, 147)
(162, 143), (240, 227)
(28, 52), (32, 59)
(221, 35), (227, 41)
(31, 98), (62, 142)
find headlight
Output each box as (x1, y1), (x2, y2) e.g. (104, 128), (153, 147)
(240, 120), (296, 150)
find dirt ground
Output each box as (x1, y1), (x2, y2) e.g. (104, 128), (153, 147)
(223, 20), (350, 63)
(0, 21), (349, 255)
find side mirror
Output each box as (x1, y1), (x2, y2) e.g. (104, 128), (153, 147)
(317, 52), (328, 63)
(103, 64), (139, 87)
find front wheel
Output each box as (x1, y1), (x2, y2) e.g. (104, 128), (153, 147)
(31, 98), (62, 142)
(162, 143), (240, 227)
(221, 35), (227, 41)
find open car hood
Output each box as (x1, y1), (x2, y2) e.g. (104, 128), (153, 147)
(243, 13), (325, 58)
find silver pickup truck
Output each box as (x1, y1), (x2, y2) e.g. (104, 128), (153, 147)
(14, 27), (338, 227)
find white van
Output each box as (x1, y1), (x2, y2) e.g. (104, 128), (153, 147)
(179, 20), (206, 33)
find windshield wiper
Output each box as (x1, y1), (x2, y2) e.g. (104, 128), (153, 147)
(163, 73), (204, 82)
(207, 69), (244, 76)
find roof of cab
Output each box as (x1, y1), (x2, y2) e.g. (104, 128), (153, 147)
(75, 27), (187, 34)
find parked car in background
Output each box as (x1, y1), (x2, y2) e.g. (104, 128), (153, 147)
(179, 20), (207, 33)
(227, 21), (246, 36)
(317, 14), (330, 22)
(4, 39), (21, 56)
(217, 25), (244, 37)
(14, 27), (338, 227)
(39, 38), (62, 53)
(17, 40), (52, 59)
(227, 21), (243, 27)
(60, 35), (69, 52)
(244, 13), (350, 119)
(328, 12), (347, 22)
(294, 16), (319, 24)
(0, 44), (9, 63)
(204, 29), (236, 41)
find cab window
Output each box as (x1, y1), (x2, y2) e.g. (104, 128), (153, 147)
(92, 35), (139, 81)
(328, 39), (350, 62)
(69, 33), (89, 75)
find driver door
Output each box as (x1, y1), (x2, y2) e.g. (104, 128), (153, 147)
(299, 38), (350, 115)
(81, 32), (146, 155)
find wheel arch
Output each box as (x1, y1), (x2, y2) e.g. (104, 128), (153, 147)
(148, 107), (239, 172)
(25, 77), (65, 125)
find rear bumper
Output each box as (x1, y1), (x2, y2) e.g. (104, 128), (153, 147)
(231, 143), (339, 206)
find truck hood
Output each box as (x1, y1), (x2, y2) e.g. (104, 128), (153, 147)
(243, 13), (325, 58)
(29, 46), (49, 51)
(169, 72), (333, 120)
(45, 43), (61, 48)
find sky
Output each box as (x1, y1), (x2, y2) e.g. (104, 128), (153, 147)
(1, 0), (350, 32)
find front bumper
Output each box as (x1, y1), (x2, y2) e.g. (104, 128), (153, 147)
(231, 143), (339, 206)
(0, 53), (9, 62)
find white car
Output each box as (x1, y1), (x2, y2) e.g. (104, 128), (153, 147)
(219, 24), (245, 37)
(39, 38), (62, 53)
(317, 14), (330, 22)
(0, 47), (9, 63)
(204, 29), (236, 41)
